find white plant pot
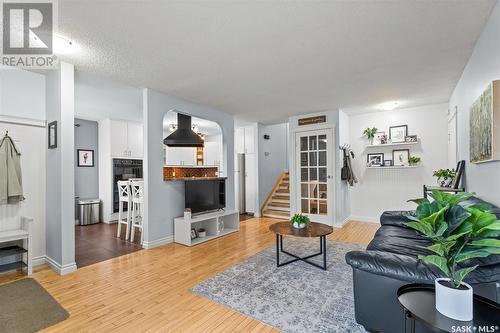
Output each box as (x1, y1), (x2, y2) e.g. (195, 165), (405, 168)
(435, 278), (473, 321)
(292, 222), (306, 229)
(198, 231), (206, 238)
(437, 176), (453, 187)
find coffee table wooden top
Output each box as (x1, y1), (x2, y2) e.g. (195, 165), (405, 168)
(269, 222), (333, 238)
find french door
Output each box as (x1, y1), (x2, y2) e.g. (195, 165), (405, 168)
(295, 129), (334, 225)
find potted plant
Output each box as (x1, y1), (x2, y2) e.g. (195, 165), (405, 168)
(198, 228), (206, 238)
(289, 213), (310, 229)
(433, 168), (456, 187)
(363, 127), (378, 145)
(408, 156), (421, 166)
(405, 190), (500, 320)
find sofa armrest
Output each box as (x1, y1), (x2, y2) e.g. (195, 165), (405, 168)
(380, 210), (414, 226)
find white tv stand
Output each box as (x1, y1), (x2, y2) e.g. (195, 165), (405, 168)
(174, 210), (239, 246)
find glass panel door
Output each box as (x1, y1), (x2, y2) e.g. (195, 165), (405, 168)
(296, 129), (333, 224)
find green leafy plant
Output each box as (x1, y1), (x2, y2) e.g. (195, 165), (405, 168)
(405, 190), (500, 288)
(289, 213), (311, 226)
(408, 156), (421, 165)
(363, 127), (378, 139)
(433, 169), (456, 178)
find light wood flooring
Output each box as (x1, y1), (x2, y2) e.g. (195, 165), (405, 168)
(0, 218), (379, 332)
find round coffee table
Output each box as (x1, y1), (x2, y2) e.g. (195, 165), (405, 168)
(269, 222), (333, 270)
(397, 284), (500, 333)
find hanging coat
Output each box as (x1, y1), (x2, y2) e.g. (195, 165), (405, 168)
(0, 136), (24, 204)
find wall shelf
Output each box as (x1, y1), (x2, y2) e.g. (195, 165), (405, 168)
(366, 165), (420, 169)
(366, 140), (419, 148)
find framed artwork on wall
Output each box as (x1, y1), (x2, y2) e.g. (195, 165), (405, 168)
(389, 125), (408, 143)
(367, 153), (384, 167)
(392, 149), (410, 166)
(77, 149), (94, 167)
(470, 80), (500, 163)
(48, 121), (57, 149)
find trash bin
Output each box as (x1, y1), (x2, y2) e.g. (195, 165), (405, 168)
(78, 199), (101, 225)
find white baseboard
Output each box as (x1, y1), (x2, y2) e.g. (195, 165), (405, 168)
(142, 235), (174, 249)
(44, 256), (78, 275)
(348, 215), (380, 224)
(334, 217), (350, 228)
(32, 255), (46, 266)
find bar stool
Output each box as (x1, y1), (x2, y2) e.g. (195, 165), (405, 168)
(117, 180), (131, 240)
(130, 180), (144, 244)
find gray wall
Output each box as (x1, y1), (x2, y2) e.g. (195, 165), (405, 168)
(143, 88), (235, 246)
(258, 123), (289, 209)
(74, 119), (99, 199)
(449, 2), (500, 207)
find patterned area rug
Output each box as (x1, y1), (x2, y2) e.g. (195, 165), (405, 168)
(192, 238), (367, 333)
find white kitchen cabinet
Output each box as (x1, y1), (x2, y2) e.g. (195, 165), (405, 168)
(110, 120), (144, 158)
(165, 146), (196, 165)
(245, 153), (256, 213)
(244, 125), (256, 154)
(235, 127), (245, 154)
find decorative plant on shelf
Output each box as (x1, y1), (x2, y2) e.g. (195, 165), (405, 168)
(289, 213), (311, 229)
(408, 156), (421, 166)
(405, 190), (500, 320)
(433, 168), (456, 187)
(363, 127), (378, 145)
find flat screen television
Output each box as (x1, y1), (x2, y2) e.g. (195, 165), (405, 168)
(185, 179), (225, 214)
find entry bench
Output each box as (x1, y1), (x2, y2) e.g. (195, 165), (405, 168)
(0, 216), (33, 275)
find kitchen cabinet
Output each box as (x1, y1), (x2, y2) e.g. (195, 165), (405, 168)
(165, 146), (196, 165)
(110, 120), (143, 158)
(244, 153), (256, 213)
(235, 127), (245, 154)
(243, 125), (256, 154)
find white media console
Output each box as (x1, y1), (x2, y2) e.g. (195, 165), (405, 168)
(174, 210), (239, 246)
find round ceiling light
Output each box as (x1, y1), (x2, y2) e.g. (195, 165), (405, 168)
(378, 101), (400, 111)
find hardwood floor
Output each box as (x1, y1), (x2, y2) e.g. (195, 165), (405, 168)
(75, 223), (143, 268)
(0, 218), (379, 332)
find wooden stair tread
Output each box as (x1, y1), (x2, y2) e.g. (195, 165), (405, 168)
(273, 195), (289, 200)
(268, 202), (290, 208)
(275, 189), (289, 193)
(263, 210), (289, 217)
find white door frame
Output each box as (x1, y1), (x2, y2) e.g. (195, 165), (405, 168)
(294, 128), (335, 225)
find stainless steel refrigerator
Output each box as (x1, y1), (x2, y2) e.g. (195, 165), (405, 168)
(236, 153), (246, 214)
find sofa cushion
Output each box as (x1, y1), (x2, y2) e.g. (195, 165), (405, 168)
(380, 211), (414, 226)
(367, 226), (431, 258)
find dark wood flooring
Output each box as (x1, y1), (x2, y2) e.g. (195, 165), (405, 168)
(75, 223), (142, 268)
(239, 213), (255, 221)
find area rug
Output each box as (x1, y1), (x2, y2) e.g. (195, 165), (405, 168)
(0, 278), (69, 333)
(191, 238), (367, 333)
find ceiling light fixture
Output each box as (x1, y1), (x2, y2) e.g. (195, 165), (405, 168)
(170, 124), (177, 132)
(378, 101), (400, 111)
(53, 35), (76, 54)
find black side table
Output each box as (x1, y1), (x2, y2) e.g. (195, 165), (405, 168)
(397, 284), (500, 333)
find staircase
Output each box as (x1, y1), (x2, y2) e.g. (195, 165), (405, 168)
(261, 171), (290, 219)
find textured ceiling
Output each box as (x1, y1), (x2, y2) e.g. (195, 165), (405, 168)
(58, 0), (496, 123)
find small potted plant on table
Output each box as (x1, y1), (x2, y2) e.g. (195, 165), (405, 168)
(289, 213), (311, 229)
(433, 168), (456, 187)
(363, 127), (378, 145)
(405, 190), (500, 320)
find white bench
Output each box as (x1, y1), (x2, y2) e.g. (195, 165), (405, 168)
(0, 216), (33, 275)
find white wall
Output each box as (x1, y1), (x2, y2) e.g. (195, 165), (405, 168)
(449, 2), (500, 207)
(349, 103), (448, 222)
(257, 122), (289, 209)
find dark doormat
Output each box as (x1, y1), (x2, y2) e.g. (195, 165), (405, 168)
(0, 278), (69, 333)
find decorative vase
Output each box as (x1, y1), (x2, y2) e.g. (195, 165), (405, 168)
(437, 176), (453, 187)
(292, 222), (306, 229)
(198, 231), (206, 238)
(217, 220), (224, 234)
(369, 137), (374, 145)
(435, 278), (473, 321)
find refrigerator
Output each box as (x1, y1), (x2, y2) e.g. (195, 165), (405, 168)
(236, 154), (246, 214)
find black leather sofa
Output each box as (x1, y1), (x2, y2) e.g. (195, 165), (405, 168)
(345, 196), (500, 333)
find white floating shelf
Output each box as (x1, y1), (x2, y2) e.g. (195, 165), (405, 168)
(366, 165), (420, 169)
(366, 140), (419, 148)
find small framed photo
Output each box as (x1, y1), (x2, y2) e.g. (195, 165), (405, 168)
(405, 135), (418, 142)
(392, 149), (410, 166)
(48, 121), (57, 149)
(373, 132), (387, 145)
(190, 228), (198, 240)
(367, 153), (384, 167)
(384, 160), (393, 167)
(77, 149), (95, 167)
(389, 125), (408, 143)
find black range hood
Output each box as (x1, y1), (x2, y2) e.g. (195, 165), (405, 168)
(164, 113), (204, 147)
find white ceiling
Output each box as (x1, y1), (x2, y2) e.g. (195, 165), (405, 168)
(58, 0), (496, 123)
(163, 111), (222, 137)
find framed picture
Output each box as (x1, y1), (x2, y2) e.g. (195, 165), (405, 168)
(367, 153), (384, 167)
(190, 228), (198, 240)
(384, 160), (393, 167)
(374, 131), (387, 145)
(392, 149), (410, 166)
(48, 121), (57, 149)
(77, 149), (94, 167)
(389, 125), (408, 143)
(405, 135), (418, 142)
